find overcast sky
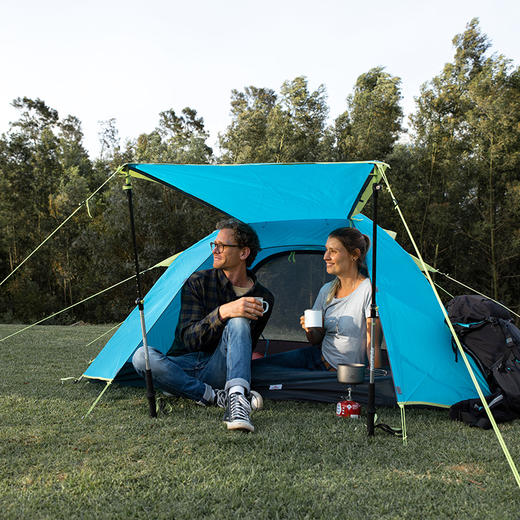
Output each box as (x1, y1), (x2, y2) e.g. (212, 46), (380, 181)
(1, 0), (519, 157)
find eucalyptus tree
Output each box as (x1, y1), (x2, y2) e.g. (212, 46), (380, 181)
(219, 77), (330, 163)
(98, 118), (120, 163)
(463, 52), (520, 301)
(219, 86), (277, 163)
(0, 98), (95, 321)
(72, 108), (219, 322)
(270, 76), (329, 162)
(410, 18), (520, 307)
(134, 107), (213, 164)
(333, 67), (403, 162)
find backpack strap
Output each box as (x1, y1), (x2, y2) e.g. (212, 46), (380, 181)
(449, 319), (492, 367)
(495, 318), (519, 370)
(451, 336), (458, 362)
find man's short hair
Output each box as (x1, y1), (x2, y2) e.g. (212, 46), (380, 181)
(216, 218), (260, 267)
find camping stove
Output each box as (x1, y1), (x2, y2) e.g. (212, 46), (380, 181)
(336, 363), (364, 418)
(336, 387), (361, 418)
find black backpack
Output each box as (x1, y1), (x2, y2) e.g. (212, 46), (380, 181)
(448, 391), (513, 430)
(447, 295), (520, 427)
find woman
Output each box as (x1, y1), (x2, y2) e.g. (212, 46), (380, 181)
(300, 227), (380, 370)
(251, 227), (380, 376)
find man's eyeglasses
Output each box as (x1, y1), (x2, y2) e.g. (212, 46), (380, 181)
(210, 242), (242, 253)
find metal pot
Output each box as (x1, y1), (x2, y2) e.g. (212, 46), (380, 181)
(337, 363), (366, 384)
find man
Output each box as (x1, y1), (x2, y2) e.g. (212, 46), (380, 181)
(132, 219), (274, 432)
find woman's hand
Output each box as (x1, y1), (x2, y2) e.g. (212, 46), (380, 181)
(300, 314), (325, 345)
(299, 315), (309, 333)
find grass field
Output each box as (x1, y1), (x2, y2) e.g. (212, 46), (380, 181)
(1, 323), (519, 519)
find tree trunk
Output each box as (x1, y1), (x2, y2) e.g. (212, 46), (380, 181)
(419, 146), (436, 253)
(488, 137), (498, 300)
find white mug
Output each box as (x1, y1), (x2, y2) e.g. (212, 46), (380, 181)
(304, 309), (322, 328)
(254, 297), (269, 314)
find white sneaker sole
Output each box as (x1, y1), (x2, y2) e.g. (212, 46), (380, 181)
(226, 419), (254, 432)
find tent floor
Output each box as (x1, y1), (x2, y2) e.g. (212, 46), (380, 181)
(112, 339), (396, 407)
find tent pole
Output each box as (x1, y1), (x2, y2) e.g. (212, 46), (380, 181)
(367, 182), (381, 436)
(123, 173), (157, 418)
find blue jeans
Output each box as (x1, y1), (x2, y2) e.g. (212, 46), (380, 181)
(251, 345), (327, 381)
(132, 317), (252, 404)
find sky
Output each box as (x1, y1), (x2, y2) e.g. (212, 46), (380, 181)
(1, 0), (519, 158)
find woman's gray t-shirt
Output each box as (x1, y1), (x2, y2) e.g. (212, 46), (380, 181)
(312, 278), (372, 368)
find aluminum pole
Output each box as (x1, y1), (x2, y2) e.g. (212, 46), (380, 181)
(367, 182), (381, 436)
(123, 174), (157, 418)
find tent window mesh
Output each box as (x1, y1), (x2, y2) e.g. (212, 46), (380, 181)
(254, 251), (333, 341)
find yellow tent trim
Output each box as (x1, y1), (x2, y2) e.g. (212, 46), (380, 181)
(398, 400), (450, 408)
(350, 162), (389, 217)
(153, 251), (182, 268)
(82, 375), (113, 382)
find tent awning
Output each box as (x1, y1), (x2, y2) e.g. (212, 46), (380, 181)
(125, 162), (387, 222)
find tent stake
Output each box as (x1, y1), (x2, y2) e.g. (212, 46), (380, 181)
(367, 181), (381, 436)
(124, 173), (157, 418)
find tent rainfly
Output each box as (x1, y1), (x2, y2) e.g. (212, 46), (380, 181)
(83, 162), (489, 409)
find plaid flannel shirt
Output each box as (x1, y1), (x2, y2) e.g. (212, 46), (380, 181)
(169, 268), (274, 356)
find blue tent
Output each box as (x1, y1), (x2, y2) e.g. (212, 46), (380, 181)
(83, 162), (489, 408)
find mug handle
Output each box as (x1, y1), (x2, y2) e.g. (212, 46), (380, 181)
(262, 300), (269, 313)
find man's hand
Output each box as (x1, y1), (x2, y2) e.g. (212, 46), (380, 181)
(219, 297), (264, 321)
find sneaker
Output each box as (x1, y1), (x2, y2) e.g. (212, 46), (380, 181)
(223, 392), (254, 432)
(214, 389), (263, 411)
(250, 390), (263, 411)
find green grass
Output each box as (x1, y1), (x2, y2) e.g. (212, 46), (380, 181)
(1, 323), (519, 519)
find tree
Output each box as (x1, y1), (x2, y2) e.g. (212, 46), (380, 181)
(69, 107), (220, 322)
(219, 77), (330, 163)
(0, 98), (96, 321)
(219, 87), (277, 163)
(333, 67), (403, 162)
(408, 18), (520, 309)
(98, 118), (121, 163)
(134, 107), (213, 164)
(463, 54), (520, 300)
(274, 76), (329, 162)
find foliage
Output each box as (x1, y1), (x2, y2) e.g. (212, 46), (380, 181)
(1, 18), (519, 322)
(407, 18), (520, 304)
(0, 102), (220, 323)
(332, 66), (404, 162)
(219, 76), (330, 163)
(0, 98), (94, 321)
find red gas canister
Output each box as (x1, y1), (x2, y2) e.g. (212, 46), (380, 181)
(336, 399), (361, 418)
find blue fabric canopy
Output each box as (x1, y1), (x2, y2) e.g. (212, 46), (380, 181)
(126, 162), (377, 222)
(84, 162), (489, 408)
